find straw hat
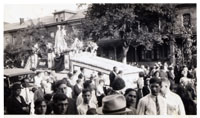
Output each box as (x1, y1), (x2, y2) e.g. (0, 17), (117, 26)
(97, 94), (131, 114)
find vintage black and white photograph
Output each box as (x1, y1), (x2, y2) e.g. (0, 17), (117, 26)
(4, 3), (197, 115)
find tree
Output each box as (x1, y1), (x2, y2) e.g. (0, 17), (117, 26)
(82, 4), (176, 64)
(4, 20), (53, 68)
(174, 20), (196, 67)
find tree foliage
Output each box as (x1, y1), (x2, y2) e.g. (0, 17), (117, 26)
(81, 4), (177, 63)
(4, 21), (53, 68)
(82, 4), (196, 66)
(83, 4), (175, 49)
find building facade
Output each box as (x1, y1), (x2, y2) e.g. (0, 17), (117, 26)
(4, 9), (85, 49)
(4, 4), (196, 67)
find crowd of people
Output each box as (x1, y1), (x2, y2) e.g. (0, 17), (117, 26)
(4, 62), (197, 115)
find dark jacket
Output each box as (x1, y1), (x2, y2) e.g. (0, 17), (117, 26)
(7, 95), (29, 114)
(73, 84), (82, 100)
(109, 71), (117, 87)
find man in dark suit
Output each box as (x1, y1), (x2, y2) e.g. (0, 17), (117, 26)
(78, 67), (86, 81)
(109, 66), (118, 87)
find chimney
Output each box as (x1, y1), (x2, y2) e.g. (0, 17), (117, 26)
(20, 18), (24, 25)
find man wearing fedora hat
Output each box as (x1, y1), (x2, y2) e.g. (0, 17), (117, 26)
(97, 94), (132, 115)
(137, 77), (167, 115)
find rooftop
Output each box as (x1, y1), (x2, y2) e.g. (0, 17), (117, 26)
(4, 9), (86, 32)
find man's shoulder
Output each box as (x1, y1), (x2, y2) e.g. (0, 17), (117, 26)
(169, 91), (182, 99)
(109, 71), (114, 74)
(139, 94), (150, 102)
(77, 103), (84, 109)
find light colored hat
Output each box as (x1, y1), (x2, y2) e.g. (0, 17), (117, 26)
(97, 94), (131, 114)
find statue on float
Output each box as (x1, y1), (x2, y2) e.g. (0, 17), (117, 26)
(54, 25), (68, 55)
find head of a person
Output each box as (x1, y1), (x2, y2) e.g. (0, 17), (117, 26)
(12, 83), (22, 96)
(21, 78), (29, 87)
(80, 67), (85, 73)
(82, 88), (92, 104)
(149, 77), (161, 96)
(32, 87), (37, 93)
(182, 69), (188, 77)
(139, 72), (145, 78)
(168, 66), (173, 71)
(99, 79), (105, 86)
(78, 73), (84, 79)
(141, 65), (145, 69)
(67, 73), (73, 79)
(124, 88), (137, 107)
(86, 108), (97, 115)
(55, 80), (68, 94)
(160, 78), (170, 96)
(160, 66), (164, 70)
(40, 80), (47, 88)
(57, 25), (61, 30)
(170, 83), (178, 93)
(154, 71), (160, 77)
(36, 71), (41, 76)
(113, 66), (118, 73)
(97, 94), (131, 115)
(34, 98), (47, 114)
(89, 75), (95, 82)
(158, 62), (162, 66)
(164, 62), (168, 66)
(44, 94), (53, 103)
(73, 70), (78, 74)
(112, 77), (125, 93)
(83, 80), (95, 90)
(98, 72), (103, 77)
(53, 93), (69, 114)
(76, 78), (83, 85)
(44, 71), (49, 76)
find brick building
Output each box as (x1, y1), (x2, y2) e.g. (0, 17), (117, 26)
(4, 4), (196, 66)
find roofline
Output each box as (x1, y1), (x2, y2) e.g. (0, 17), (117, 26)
(4, 18), (84, 33)
(53, 10), (76, 14)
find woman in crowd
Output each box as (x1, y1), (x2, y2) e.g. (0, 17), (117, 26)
(124, 88), (138, 114)
(34, 98), (47, 115)
(7, 83), (30, 114)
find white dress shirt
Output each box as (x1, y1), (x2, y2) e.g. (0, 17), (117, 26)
(137, 94), (167, 115)
(76, 91), (97, 106)
(164, 91), (185, 115)
(77, 101), (96, 115)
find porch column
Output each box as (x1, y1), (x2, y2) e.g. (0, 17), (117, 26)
(169, 39), (176, 65)
(134, 47), (137, 63)
(113, 46), (117, 61)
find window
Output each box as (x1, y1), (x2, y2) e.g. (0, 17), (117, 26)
(145, 51), (152, 60)
(183, 13), (191, 28)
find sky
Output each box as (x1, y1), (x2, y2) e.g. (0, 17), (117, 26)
(4, 4), (88, 23)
